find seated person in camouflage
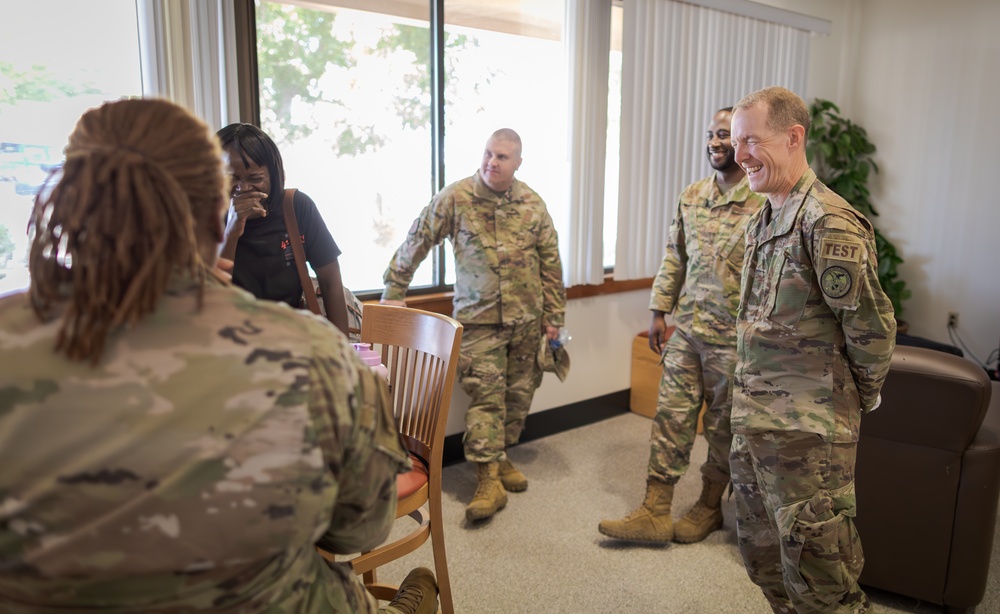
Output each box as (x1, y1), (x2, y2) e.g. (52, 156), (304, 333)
(729, 87), (895, 613)
(599, 108), (763, 545)
(0, 98), (436, 614)
(381, 128), (566, 522)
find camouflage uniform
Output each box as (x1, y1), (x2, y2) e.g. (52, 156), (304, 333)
(730, 168), (896, 613)
(0, 274), (409, 613)
(383, 172), (565, 463)
(647, 174), (762, 486)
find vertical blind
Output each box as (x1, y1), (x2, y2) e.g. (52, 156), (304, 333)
(137, 0), (240, 129)
(613, 0), (810, 280)
(563, 0), (612, 286)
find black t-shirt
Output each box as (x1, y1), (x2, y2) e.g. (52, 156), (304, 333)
(231, 190), (341, 308)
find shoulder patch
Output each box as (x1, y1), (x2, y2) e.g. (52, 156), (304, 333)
(820, 237), (863, 263)
(821, 265), (852, 299)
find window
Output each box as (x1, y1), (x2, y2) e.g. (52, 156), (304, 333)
(0, 0), (143, 296)
(255, 1), (436, 293)
(254, 0), (582, 294)
(441, 0), (569, 285)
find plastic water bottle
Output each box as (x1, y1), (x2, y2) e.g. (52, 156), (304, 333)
(352, 342), (389, 382)
(550, 328), (572, 350)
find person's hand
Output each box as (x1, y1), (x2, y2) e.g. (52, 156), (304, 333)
(212, 257), (234, 283)
(544, 325), (560, 341)
(215, 257), (234, 282)
(225, 190), (268, 238)
(380, 298), (407, 307)
(648, 313), (669, 355)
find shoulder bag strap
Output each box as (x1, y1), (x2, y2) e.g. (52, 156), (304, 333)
(281, 188), (322, 315)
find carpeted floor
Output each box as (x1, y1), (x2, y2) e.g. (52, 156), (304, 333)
(369, 412), (1000, 613)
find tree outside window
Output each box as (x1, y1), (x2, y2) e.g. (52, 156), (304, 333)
(254, 1), (568, 294)
(0, 0), (141, 295)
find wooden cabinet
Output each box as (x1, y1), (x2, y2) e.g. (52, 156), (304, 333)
(629, 330), (666, 419)
(629, 327), (705, 432)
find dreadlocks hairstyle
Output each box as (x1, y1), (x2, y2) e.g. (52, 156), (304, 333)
(28, 98), (227, 363)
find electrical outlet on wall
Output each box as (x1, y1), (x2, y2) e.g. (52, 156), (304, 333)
(948, 312), (959, 328)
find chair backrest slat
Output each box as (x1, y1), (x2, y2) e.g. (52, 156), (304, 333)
(360, 305), (463, 466)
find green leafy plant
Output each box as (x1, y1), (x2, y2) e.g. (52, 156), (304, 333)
(806, 99), (911, 320)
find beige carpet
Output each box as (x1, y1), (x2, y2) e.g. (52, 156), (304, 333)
(368, 412), (1000, 613)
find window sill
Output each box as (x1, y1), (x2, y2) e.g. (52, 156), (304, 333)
(362, 275), (653, 317)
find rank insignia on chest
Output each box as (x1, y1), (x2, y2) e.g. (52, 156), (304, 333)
(821, 265), (852, 298)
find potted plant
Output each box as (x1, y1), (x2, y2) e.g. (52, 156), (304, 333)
(806, 99), (911, 327)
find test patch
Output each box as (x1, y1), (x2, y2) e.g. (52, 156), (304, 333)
(820, 237), (863, 263)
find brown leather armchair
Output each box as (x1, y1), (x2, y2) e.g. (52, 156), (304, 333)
(856, 344), (1000, 613)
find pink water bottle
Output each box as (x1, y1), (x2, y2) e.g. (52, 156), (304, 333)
(352, 342), (389, 382)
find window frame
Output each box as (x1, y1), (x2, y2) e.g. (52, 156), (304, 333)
(231, 0), (649, 307)
(233, 0), (450, 300)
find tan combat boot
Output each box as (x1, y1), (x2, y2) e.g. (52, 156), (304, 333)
(381, 567), (438, 614)
(597, 478), (674, 543)
(673, 477), (728, 543)
(499, 458), (528, 492)
(465, 462), (508, 521)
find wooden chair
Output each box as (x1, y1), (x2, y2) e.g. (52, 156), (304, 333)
(320, 304), (462, 614)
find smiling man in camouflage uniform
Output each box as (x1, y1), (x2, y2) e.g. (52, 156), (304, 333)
(599, 108), (763, 545)
(382, 128), (566, 522)
(728, 87), (896, 613)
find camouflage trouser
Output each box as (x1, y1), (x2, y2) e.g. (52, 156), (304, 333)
(648, 329), (735, 485)
(730, 432), (870, 614)
(459, 320), (543, 463)
(325, 560), (381, 613)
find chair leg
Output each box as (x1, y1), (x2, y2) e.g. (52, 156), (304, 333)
(430, 497), (453, 614)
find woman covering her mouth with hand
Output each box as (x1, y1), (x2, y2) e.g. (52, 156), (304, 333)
(217, 123), (350, 337)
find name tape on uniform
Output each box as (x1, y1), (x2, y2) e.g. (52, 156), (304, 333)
(820, 238), (862, 263)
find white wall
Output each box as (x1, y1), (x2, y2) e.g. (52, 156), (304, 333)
(850, 0), (1000, 366)
(444, 288), (651, 436)
(756, 0), (1000, 364)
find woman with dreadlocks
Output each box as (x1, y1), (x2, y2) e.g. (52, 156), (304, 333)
(0, 98), (437, 614)
(216, 123), (351, 337)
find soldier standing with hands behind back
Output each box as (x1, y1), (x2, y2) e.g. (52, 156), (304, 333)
(381, 128), (566, 522)
(728, 87), (895, 613)
(599, 108), (763, 545)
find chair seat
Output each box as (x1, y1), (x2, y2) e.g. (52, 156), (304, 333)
(398, 454), (429, 500)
